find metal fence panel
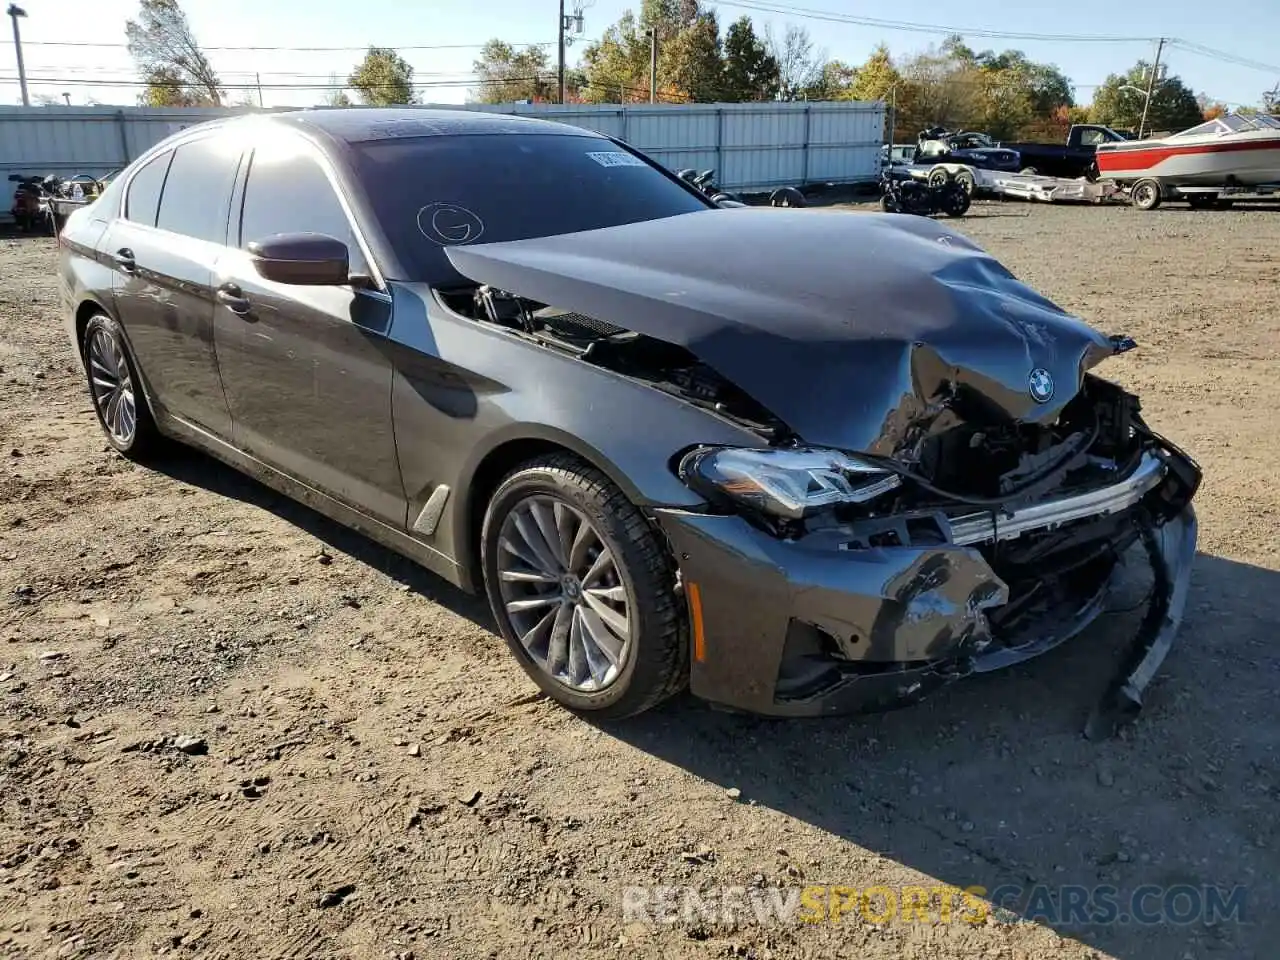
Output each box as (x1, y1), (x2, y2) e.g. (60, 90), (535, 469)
(1, 100), (884, 198)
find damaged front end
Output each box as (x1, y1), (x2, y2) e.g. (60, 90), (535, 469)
(656, 375), (1200, 736)
(439, 210), (1201, 733)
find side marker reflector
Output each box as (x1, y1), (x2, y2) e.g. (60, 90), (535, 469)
(687, 581), (706, 663)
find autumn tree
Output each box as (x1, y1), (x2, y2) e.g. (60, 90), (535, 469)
(348, 47), (416, 106)
(1089, 62), (1203, 134)
(849, 45), (900, 103)
(125, 0), (222, 106)
(804, 60), (856, 101)
(472, 40), (556, 103)
(579, 0), (723, 103)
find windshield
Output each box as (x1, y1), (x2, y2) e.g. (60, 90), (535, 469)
(352, 133), (711, 284)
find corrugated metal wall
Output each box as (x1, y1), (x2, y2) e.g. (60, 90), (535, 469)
(1, 100), (884, 195)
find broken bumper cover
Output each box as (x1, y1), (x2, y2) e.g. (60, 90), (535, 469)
(655, 448), (1198, 726)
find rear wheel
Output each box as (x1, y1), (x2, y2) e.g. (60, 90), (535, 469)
(1131, 179), (1162, 210)
(83, 314), (162, 460)
(927, 167), (951, 187)
(481, 453), (688, 719)
(953, 169), (976, 196)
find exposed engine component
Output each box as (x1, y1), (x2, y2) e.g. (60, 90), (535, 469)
(448, 286), (785, 436)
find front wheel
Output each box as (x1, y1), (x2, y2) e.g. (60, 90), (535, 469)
(879, 194), (900, 213)
(941, 188), (971, 217)
(481, 454), (688, 719)
(82, 313), (162, 460)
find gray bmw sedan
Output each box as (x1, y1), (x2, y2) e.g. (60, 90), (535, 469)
(58, 108), (1199, 734)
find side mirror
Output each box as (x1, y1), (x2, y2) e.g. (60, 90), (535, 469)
(247, 232), (350, 285)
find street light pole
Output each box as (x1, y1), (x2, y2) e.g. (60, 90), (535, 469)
(1138, 37), (1165, 139)
(6, 4), (29, 107)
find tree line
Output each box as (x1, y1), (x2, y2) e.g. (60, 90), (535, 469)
(123, 0), (1276, 143)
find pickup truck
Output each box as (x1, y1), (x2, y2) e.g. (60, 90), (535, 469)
(999, 124), (1128, 179)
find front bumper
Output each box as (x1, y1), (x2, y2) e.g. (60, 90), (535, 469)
(655, 447), (1199, 731)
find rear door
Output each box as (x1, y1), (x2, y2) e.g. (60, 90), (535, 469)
(107, 135), (242, 438)
(212, 133), (404, 526)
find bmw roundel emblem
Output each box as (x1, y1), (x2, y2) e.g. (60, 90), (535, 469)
(1028, 367), (1054, 403)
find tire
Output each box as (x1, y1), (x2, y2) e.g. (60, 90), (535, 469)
(941, 188), (971, 217)
(1131, 179), (1162, 211)
(1214, 199), (1234, 210)
(879, 195), (899, 213)
(769, 186), (806, 208)
(953, 169), (976, 196)
(82, 313), (162, 460)
(1019, 166), (1039, 176)
(1186, 194), (1215, 210)
(480, 453), (688, 719)
(927, 167), (951, 188)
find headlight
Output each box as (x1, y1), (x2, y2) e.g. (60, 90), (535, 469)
(679, 446), (901, 519)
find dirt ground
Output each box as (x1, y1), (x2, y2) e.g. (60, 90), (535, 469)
(2, 202), (1279, 960)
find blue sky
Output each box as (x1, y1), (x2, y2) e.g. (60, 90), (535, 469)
(2, 0), (1277, 111)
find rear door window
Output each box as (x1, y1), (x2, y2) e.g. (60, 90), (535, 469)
(124, 150), (172, 226)
(238, 142), (366, 273)
(155, 137), (242, 244)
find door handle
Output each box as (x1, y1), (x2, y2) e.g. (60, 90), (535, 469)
(216, 283), (251, 316)
(112, 247), (136, 272)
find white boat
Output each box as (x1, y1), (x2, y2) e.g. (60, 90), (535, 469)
(1096, 113), (1280, 187)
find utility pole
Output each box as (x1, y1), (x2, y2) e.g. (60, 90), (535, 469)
(557, 0), (566, 104)
(6, 4), (28, 107)
(1138, 37), (1165, 139)
(648, 28), (657, 103)
(255, 72), (264, 108)
(61, 91), (69, 105)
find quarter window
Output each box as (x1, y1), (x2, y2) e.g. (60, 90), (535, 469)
(124, 150), (172, 226)
(240, 143), (366, 273)
(155, 138), (242, 243)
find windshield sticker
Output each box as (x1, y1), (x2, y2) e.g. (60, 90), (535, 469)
(586, 151), (647, 168)
(417, 202), (486, 246)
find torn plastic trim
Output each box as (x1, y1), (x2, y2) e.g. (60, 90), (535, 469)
(1085, 505), (1197, 740)
(947, 452), (1166, 547)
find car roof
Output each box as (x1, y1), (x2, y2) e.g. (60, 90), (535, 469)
(267, 107), (601, 144)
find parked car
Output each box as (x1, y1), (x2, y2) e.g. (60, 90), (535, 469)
(58, 109), (1200, 733)
(1000, 124), (1129, 179)
(915, 128), (1022, 173)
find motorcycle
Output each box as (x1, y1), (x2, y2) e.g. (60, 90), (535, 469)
(8, 174), (48, 232)
(676, 167), (742, 206)
(878, 167), (970, 218)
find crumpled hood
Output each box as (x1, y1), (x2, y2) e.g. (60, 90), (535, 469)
(444, 208), (1120, 454)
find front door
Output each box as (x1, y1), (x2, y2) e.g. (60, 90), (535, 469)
(212, 134), (404, 526)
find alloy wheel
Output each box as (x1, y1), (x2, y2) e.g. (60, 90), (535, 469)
(87, 327), (137, 446)
(495, 494), (633, 692)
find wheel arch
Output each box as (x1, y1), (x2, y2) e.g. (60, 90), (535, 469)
(451, 427), (659, 594)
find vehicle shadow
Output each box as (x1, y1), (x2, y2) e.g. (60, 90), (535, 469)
(150, 448), (495, 627)
(605, 551), (1280, 960)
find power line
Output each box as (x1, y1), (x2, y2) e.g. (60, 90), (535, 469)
(1167, 40), (1280, 76)
(711, 0), (1154, 43)
(19, 40), (554, 51)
